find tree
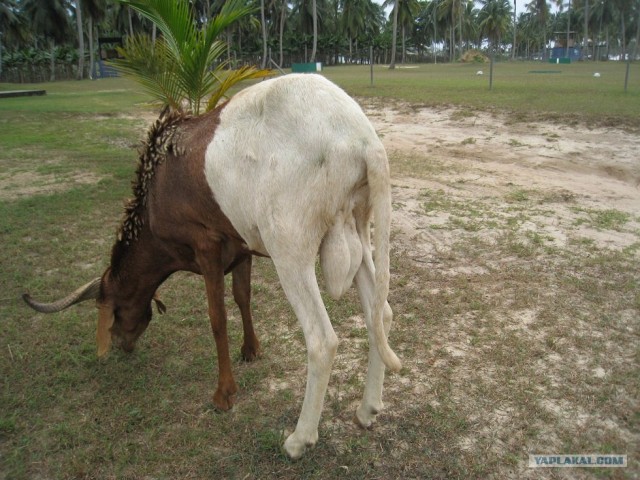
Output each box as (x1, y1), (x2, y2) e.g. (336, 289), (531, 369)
(113, 0), (270, 115)
(0, 0), (28, 75)
(73, 0), (85, 79)
(478, 0), (512, 50)
(389, 0), (399, 68)
(310, 0), (318, 61)
(82, 0), (107, 80)
(341, 0), (381, 60)
(23, 0), (70, 81)
(260, 0), (267, 68)
(278, 0), (288, 66)
(527, 0), (550, 59)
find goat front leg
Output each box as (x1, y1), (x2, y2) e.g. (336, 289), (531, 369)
(273, 259), (338, 460)
(200, 245), (238, 411)
(232, 256), (260, 361)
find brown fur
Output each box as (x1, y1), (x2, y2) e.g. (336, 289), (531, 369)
(103, 104), (260, 410)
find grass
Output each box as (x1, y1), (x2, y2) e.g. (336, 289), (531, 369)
(1, 69), (639, 478)
(322, 62), (640, 129)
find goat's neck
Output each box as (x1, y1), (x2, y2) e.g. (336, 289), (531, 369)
(108, 227), (176, 306)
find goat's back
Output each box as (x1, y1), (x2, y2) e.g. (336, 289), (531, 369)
(204, 74), (386, 257)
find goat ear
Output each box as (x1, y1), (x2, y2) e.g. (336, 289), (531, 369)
(96, 303), (115, 357)
(153, 295), (167, 315)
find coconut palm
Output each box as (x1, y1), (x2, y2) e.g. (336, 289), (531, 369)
(341, 0), (377, 60)
(72, 0), (85, 79)
(311, 0), (317, 61)
(388, 0), (399, 68)
(478, 0), (512, 51)
(82, 0), (107, 79)
(527, 0), (550, 59)
(0, 0), (29, 75)
(113, 0), (271, 115)
(22, 0), (71, 81)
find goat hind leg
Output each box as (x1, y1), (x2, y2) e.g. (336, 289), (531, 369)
(273, 258), (338, 460)
(232, 256), (260, 361)
(354, 248), (394, 428)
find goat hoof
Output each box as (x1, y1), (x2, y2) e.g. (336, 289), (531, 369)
(354, 404), (380, 429)
(241, 343), (260, 362)
(212, 389), (236, 411)
(283, 431), (317, 460)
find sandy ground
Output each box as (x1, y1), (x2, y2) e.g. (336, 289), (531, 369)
(344, 101), (640, 477)
(360, 100), (640, 257)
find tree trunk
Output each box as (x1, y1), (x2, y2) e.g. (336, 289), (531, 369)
(401, 25), (405, 64)
(128, 6), (134, 37)
(279, 0), (286, 66)
(620, 14), (626, 61)
(88, 16), (94, 79)
(75, 0), (85, 80)
(389, 0), (399, 69)
(260, 0), (267, 68)
(310, 0), (317, 62)
(49, 40), (56, 82)
(512, 0), (516, 60)
(582, 0), (589, 60)
(633, 6), (640, 61)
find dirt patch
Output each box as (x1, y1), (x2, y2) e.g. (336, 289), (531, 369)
(361, 100), (640, 254)
(0, 170), (103, 201)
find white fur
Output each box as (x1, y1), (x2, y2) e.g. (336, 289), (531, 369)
(204, 74), (400, 459)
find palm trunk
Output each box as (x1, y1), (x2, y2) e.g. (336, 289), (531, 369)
(88, 16), (95, 79)
(128, 6), (134, 37)
(389, 0), (399, 69)
(49, 40), (56, 82)
(582, 0), (589, 60)
(620, 14), (626, 61)
(310, 0), (317, 62)
(260, 0), (267, 69)
(279, 0), (286, 66)
(75, 0), (84, 80)
(401, 25), (406, 64)
(633, 7), (640, 61)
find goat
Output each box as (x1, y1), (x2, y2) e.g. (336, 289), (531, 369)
(23, 73), (400, 459)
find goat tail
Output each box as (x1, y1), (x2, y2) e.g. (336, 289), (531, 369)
(366, 144), (402, 373)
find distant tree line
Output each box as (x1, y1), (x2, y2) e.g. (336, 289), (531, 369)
(1, 0), (638, 83)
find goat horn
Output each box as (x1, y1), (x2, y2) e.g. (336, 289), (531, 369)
(22, 277), (102, 313)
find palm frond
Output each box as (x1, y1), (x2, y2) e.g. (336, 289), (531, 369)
(206, 66), (273, 112)
(116, 0), (258, 115)
(110, 34), (183, 111)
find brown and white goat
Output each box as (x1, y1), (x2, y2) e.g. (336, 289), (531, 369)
(23, 73), (400, 459)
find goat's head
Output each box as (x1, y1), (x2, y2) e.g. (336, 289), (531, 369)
(22, 270), (166, 356)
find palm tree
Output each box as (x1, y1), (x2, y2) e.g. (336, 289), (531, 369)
(22, 0), (70, 81)
(73, 0), (85, 79)
(395, 0), (420, 63)
(526, 0), (550, 59)
(82, 0), (107, 79)
(260, 0), (267, 68)
(389, 0), (399, 68)
(438, 0), (467, 61)
(113, 0), (270, 115)
(310, 0), (318, 62)
(0, 0), (29, 75)
(478, 0), (512, 50)
(278, 0), (288, 66)
(342, 0), (377, 60)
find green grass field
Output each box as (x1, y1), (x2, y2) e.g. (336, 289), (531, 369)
(1, 65), (638, 478)
(324, 62), (640, 128)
